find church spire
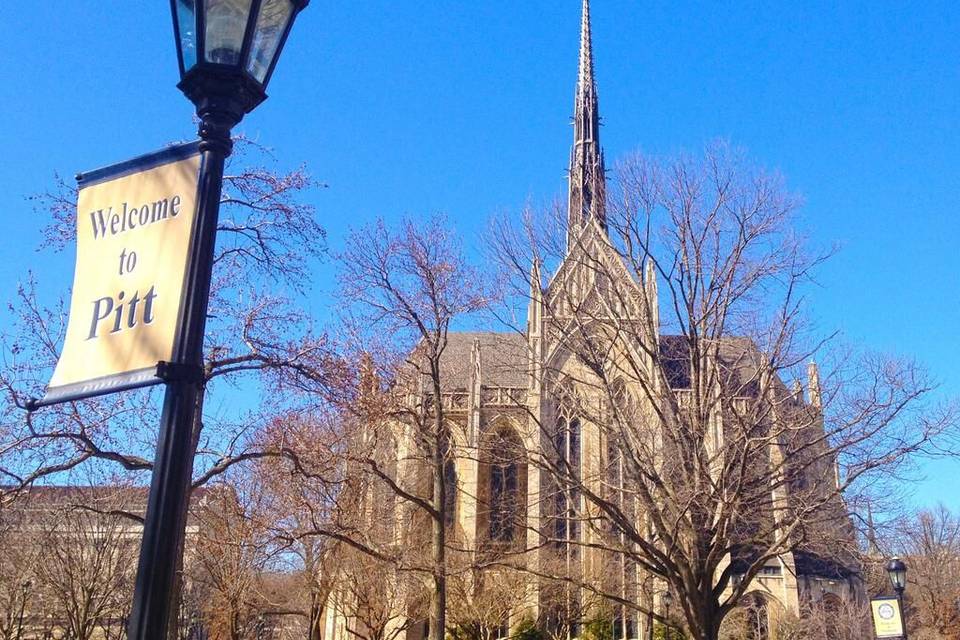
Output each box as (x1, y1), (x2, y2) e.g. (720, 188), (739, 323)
(567, 0), (607, 252)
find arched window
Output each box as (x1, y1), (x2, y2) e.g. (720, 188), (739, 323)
(604, 380), (640, 640)
(568, 417), (581, 544)
(719, 593), (774, 640)
(744, 594), (771, 640)
(490, 446), (519, 541)
(482, 423), (526, 544)
(553, 404), (582, 479)
(552, 403), (582, 551)
(553, 416), (569, 546)
(444, 457), (457, 527)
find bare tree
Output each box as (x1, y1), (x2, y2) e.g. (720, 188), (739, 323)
(334, 546), (423, 640)
(0, 504), (42, 640)
(190, 481), (273, 640)
(489, 142), (957, 640)
(24, 487), (141, 639)
(795, 594), (870, 640)
(334, 214), (488, 640)
(253, 412), (346, 640)
(446, 567), (532, 640)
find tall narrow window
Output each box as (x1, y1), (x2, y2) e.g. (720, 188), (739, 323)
(568, 418), (581, 545)
(553, 417), (569, 546)
(553, 412), (582, 544)
(490, 450), (518, 541)
(484, 425), (526, 544)
(443, 458), (457, 527)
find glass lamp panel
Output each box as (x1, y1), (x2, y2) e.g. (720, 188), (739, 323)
(892, 569), (906, 590)
(175, 0), (198, 71)
(246, 0), (294, 83)
(204, 0), (253, 66)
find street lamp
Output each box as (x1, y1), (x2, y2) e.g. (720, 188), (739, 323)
(662, 590), (673, 638)
(125, 3), (308, 640)
(16, 580), (31, 640)
(171, 0), (309, 127)
(887, 557), (907, 595)
(887, 557), (909, 639)
(730, 572), (744, 592)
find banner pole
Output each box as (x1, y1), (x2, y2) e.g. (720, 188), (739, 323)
(126, 105), (238, 640)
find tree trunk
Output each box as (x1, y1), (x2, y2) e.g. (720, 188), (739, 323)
(308, 584), (327, 640)
(691, 601), (721, 640)
(429, 374), (446, 640)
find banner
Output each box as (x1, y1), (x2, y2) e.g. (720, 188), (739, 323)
(36, 142), (202, 406)
(871, 597), (905, 639)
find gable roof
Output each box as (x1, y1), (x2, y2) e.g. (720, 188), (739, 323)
(438, 330), (772, 399)
(437, 332), (529, 391)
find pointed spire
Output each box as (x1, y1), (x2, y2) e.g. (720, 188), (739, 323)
(807, 361), (822, 410)
(527, 257), (544, 395)
(791, 379), (803, 402)
(528, 257), (542, 316)
(358, 352), (379, 407)
(644, 257), (659, 341)
(865, 501), (881, 556)
(567, 0), (607, 252)
(578, 0), (596, 97)
(468, 338), (482, 446)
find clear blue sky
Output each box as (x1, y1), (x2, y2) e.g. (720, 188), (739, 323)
(1, 2), (958, 506)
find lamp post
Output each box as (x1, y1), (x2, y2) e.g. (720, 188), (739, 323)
(126, 3), (307, 639)
(15, 580), (31, 640)
(887, 557), (908, 640)
(662, 590), (673, 639)
(645, 577), (654, 640)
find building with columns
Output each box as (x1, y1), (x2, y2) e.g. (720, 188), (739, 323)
(325, 3), (860, 640)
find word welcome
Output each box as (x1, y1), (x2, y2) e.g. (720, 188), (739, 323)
(89, 196), (182, 239)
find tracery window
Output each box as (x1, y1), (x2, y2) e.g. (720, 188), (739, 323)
(444, 457), (457, 527)
(482, 423), (526, 544)
(605, 379), (639, 639)
(743, 593), (771, 640)
(490, 446), (519, 541)
(553, 414), (581, 546)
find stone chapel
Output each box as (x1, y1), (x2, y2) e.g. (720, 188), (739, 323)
(325, 3), (861, 640)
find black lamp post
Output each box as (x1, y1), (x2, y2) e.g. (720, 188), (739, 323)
(662, 590), (673, 638)
(887, 557), (908, 639)
(15, 580), (31, 640)
(125, 3), (307, 640)
(644, 577), (654, 640)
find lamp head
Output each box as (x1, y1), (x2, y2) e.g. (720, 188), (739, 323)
(170, 0), (308, 117)
(887, 557), (908, 594)
(731, 573), (744, 590)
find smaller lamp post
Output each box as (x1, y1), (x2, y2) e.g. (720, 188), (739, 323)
(662, 590), (673, 639)
(16, 580), (31, 640)
(887, 557), (908, 639)
(645, 577), (655, 640)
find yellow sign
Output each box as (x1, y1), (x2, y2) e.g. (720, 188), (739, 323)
(39, 143), (201, 406)
(871, 597), (904, 638)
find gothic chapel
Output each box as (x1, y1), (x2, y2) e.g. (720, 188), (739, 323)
(325, 3), (859, 640)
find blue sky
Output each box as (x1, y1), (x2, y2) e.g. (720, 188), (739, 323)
(1, 2), (958, 507)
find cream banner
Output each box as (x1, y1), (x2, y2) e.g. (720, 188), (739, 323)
(39, 142), (201, 406)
